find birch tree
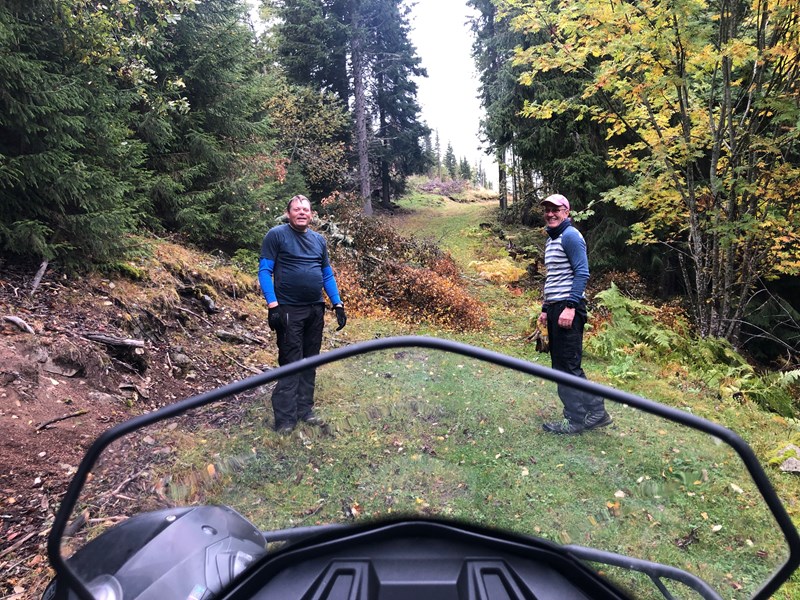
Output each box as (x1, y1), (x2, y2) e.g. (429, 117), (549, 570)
(501, 0), (800, 343)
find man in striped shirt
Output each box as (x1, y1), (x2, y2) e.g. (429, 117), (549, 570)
(537, 194), (611, 434)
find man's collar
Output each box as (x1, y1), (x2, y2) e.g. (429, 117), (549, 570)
(546, 218), (571, 239)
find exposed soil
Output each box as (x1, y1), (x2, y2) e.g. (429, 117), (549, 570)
(0, 258), (278, 599)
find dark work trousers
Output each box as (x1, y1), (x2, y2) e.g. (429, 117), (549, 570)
(271, 303), (325, 429)
(545, 300), (605, 423)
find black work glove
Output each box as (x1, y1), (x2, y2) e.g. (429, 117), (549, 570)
(268, 305), (284, 332)
(334, 304), (347, 331)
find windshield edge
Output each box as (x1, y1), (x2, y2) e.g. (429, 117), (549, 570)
(46, 335), (800, 600)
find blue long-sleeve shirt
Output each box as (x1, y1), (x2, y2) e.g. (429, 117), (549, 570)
(258, 224), (342, 306)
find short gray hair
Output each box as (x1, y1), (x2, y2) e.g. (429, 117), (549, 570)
(286, 194), (310, 211)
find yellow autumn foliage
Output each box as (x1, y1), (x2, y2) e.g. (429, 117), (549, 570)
(468, 259), (527, 284)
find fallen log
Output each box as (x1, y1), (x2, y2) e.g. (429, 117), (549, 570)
(82, 332), (145, 349)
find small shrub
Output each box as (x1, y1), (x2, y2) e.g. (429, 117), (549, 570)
(232, 249), (259, 274)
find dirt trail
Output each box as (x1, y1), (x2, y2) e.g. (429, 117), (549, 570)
(0, 261), (275, 599)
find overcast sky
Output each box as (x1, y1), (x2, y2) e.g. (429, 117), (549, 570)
(408, 0), (493, 183)
(249, 0), (494, 185)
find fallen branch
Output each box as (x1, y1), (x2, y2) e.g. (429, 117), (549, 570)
(222, 350), (262, 374)
(175, 306), (213, 327)
(102, 469), (147, 499)
(2, 315), (35, 334)
(88, 516), (128, 525)
(215, 329), (266, 345)
(64, 509), (88, 537)
(110, 357), (143, 375)
(0, 530), (38, 559)
(36, 409), (88, 431)
(82, 333), (145, 348)
(30, 260), (49, 296)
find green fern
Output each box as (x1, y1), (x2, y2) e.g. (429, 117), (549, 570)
(588, 283), (799, 417)
(589, 282), (679, 358)
(743, 369), (800, 418)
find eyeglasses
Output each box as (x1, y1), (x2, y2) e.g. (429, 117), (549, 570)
(542, 206), (564, 214)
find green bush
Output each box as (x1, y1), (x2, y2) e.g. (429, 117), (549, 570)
(232, 249), (259, 274)
(589, 283), (799, 417)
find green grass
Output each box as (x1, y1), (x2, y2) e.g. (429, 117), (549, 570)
(393, 195), (504, 267)
(66, 193), (800, 599)
(77, 347), (788, 599)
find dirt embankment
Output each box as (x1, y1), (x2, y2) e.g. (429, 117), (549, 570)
(0, 249), (280, 599)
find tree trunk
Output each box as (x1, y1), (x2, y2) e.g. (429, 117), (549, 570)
(497, 146), (507, 211)
(521, 167), (536, 225)
(380, 159), (391, 209)
(351, 12), (371, 215)
(377, 73), (392, 210)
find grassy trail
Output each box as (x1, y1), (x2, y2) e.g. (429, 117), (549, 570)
(384, 195), (544, 355)
(380, 191), (800, 599)
(389, 197), (499, 266)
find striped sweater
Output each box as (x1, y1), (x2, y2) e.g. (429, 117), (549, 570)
(542, 219), (589, 308)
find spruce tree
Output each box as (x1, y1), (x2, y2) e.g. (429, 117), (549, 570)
(368, 0), (429, 207)
(443, 143), (457, 179)
(141, 0), (281, 252)
(271, 0), (351, 103)
(270, 0), (430, 211)
(0, 1), (150, 267)
(459, 157), (471, 182)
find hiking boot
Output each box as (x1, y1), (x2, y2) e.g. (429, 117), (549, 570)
(543, 412), (612, 435)
(276, 424), (295, 435)
(542, 418), (585, 434)
(301, 414), (326, 427)
(584, 411), (612, 431)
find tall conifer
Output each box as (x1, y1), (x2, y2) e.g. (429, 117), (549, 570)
(0, 1), (146, 266)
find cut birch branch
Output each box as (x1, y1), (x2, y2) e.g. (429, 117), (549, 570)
(36, 409), (88, 431)
(30, 260), (49, 296)
(2, 315), (35, 334)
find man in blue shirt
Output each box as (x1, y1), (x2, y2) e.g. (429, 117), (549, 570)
(259, 195), (346, 434)
(538, 194), (611, 434)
